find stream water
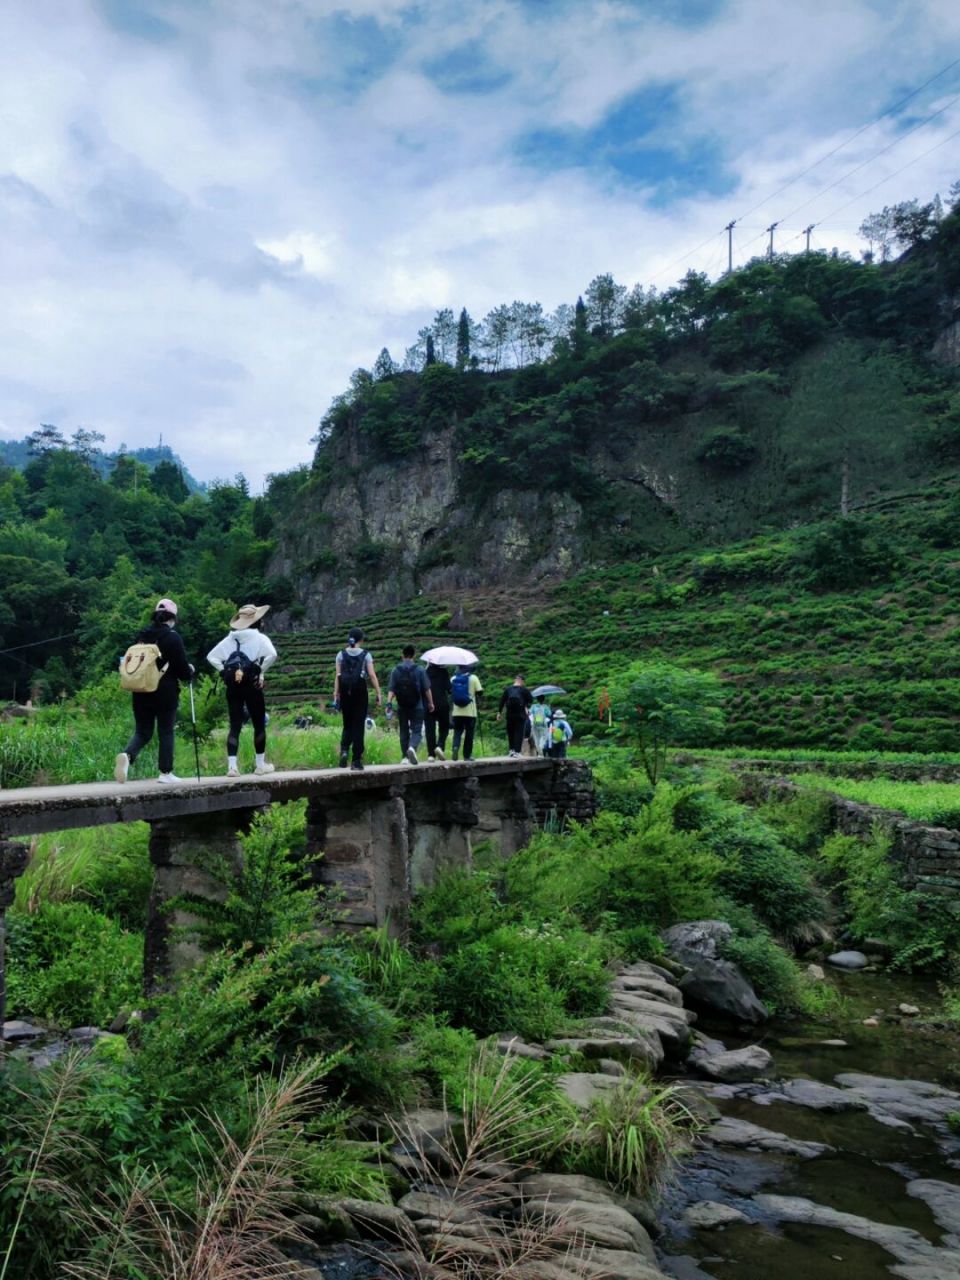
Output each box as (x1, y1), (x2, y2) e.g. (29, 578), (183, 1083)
(658, 971), (960, 1280)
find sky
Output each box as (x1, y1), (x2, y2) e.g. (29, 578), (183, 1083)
(1, 0), (959, 489)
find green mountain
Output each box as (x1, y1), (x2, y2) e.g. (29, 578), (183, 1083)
(0, 438), (206, 494)
(270, 200), (960, 629)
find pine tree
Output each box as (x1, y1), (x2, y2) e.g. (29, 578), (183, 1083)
(571, 296), (588, 359)
(425, 333), (436, 367)
(456, 308), (471, 370)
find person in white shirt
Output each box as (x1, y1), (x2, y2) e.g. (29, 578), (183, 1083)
(207, 603), (278, 776)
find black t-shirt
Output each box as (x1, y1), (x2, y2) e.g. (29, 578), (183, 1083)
(500, 684), (533, 716)
(426, 663), (452, 704)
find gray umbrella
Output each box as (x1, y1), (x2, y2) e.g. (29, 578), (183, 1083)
(532, 685), (566, 697)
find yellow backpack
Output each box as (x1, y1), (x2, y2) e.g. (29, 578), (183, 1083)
(119, 643), (163, 693)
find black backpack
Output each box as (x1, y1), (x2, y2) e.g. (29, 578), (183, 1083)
(222, 638), (260, 687)
(339, 648), (368, 694)
(393, 664), (421, 710)
(505, 684), (527, 712)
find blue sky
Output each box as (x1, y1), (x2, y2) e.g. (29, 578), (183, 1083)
(0, 0), (958, 485)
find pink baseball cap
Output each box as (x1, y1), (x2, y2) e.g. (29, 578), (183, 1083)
(156, 598), (178, 616)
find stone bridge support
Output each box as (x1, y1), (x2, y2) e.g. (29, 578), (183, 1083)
(0, 759), (596, 1012)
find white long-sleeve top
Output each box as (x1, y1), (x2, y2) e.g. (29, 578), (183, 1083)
(207, 628), (278, 674)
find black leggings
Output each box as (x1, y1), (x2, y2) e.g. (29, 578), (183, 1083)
(339, 686), (369, 762)
(451, 716), (476, 760)
(226, 681), (266, 755)
(425, 701), (450, 755)
(126, 695), (177, 774)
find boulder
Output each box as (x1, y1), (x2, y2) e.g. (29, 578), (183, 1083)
(398, 1191), (481, 1227)
(661, 921), (768, 1024)
(907, 1179), (960, 1238)
(692, 1045), (773, 1083)
(899, 1003), (920, 1016)
(608, 992), (695, 1026)
(707, 1116), (830, 1158)
(337, 1198), (411, 1242)
(545, 1032), (661, 1070)
(529, 1199), (656, 1259)
(611, 975), (685, 1007)
(572, 1250), (665, 1279)
(2, 1020), (43, 1040)
(556, 1072), (622, 1111)
(805, 963), (826, 981)
(777, 1078), (868, 1113)
(827, 950), (868, 970)
(598, 1058), (626, 1077)
(683, 1200), (749, 1229)
(495, 1035), (550, 1061)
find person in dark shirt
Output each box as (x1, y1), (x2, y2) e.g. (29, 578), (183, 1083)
(387, 645), (434, 765)
(424, 662), (452, 760)
(115, 597), (195, 784)
(497, 674), (533, 757)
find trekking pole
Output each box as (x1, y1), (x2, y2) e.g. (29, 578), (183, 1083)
(189, 680), (201, 782)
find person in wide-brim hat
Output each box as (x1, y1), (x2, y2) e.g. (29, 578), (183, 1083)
(208, 604), (278, 776)
(230, 603), (271, 629)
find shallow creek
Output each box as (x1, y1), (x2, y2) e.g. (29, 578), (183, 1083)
(658, 971), (960, 1280)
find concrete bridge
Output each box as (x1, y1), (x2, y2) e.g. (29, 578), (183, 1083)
(0, 757), (595, 1022)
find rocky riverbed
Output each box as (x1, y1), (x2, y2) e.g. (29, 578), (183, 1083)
(659, 968), (960, 1280)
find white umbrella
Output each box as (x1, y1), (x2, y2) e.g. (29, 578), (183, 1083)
(532, 685), (567, 697)
(422, 645), (479, 666)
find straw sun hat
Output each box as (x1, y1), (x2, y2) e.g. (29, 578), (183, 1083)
(229, 603), (271, 630)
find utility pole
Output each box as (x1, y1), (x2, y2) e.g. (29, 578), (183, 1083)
(724, 220), (736, 273)
(766, 221), (779, 260)
(803, 224), (815, 253)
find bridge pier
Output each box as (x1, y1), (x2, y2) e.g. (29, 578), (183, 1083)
(0, 841), (30, 1035)
(144, 806), (266, 993)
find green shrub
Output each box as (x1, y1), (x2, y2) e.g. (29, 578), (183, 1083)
(5, 902), (142, 1027)
(722, 932), (804, 1013)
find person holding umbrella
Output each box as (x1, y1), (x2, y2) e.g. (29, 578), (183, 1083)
(530, 684), (567, 757)
(421, 645), (479, 763)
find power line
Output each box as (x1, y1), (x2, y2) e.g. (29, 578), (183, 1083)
(0, 630), (81, 658)
(734, 54), (960, 224)
(648, 229), (727, 285)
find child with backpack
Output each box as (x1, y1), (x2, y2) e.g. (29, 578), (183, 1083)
(206, 603), (278, 776)
(450, 664), (483, 761)
(334, 628), (382, 770)
(548, 709), (573, 759)
(387, 645), (434, 765)
(530, 695), (553, 756)
(115, 597), (195, 784)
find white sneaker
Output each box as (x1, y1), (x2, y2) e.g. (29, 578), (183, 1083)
(434, 747), (445, 761)
(406, 747), (419, 765)
(227, 765), (240, 777)
(254, 762), (275, 775)
(157, 772), (183, 784)
(508, 750), (519, 758)
(114, 752), (129, 784)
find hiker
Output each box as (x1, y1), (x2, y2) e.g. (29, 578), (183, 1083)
(547, 709), (573, 758)
(424, 661), (452, 760)
(497, 674), (533, 758)
(207, 603), (278, 776)
(115, 597), (195, 784)
(530, 694), (553, 756)
(450, 664), (483, 761)
(387, 645), (434, 765)
(333, 628), (382, 770)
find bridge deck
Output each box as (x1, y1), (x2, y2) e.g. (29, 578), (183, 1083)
(0, 757), (554, 837)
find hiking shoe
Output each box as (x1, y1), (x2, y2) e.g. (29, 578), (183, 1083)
(406, 746), (419, 765)
(350, 760), (364, 771)
(227, 765), (240, 777)
(254, 762), (275, 775)
(434, 747), (445, 761)
(157, 772), (185, 784)
(114, 752), (129, 784)
(339, 751), (349, 768)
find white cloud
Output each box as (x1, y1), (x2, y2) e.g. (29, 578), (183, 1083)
(1, 0), (959, 487)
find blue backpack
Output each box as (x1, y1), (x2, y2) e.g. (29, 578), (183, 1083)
(451, 672), (473, 708)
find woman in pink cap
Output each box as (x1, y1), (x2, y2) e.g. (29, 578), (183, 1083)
(115, 597), (195, 784)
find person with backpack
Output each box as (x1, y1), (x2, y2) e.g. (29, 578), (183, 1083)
(530, 695), (553, 756)
(334, 628), (382, 770)
(206, 603), (278, 776)
(497, 674), (533, 758)
(547, 709), (573, 758)
(387, 645), (434, 765)
(424, 661), (452, 760)
(450, 664), (483, 761)
(115, 597), (195, 784)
